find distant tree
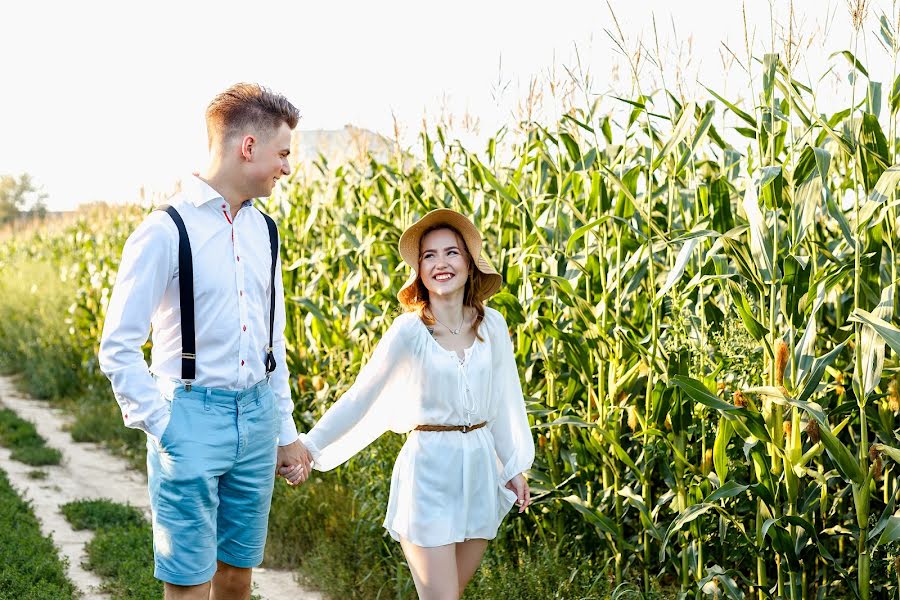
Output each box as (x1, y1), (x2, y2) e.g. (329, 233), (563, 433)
(0, 174), (47, 225)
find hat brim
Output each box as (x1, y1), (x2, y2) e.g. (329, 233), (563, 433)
(397, 209), (503, 304)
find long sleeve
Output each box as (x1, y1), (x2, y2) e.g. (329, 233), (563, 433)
(98, 214), (176, 439)
(486, 308), (535, 484)
(299, 315), (416, 471)
(268, 237), (300, 446)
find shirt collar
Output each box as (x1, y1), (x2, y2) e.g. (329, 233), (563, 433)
(185, 175), (253, 209)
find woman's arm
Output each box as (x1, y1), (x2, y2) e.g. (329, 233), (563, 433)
(486, 308), (536, 485)
(299, 314), (415, 471)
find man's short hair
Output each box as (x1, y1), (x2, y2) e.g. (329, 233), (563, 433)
(206, 83), (300, 147)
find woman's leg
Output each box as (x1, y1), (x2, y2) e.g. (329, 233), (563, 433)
(455, 538), (488, 593)
(400, 538), (459, 600)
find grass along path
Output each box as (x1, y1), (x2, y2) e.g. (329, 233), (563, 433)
(0, 406), (62, 466)
(0, 391), (114, 597)
(0, 375), (322, 600)
(0, 466), (77, 599)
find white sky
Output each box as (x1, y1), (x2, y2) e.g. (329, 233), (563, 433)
(2, 0), (899, 211)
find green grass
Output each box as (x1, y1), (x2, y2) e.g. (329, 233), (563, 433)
(62, 498), (146, 530)
(0, 468), (77, 599)
(265, 454), (414, 599)
(64, 387), (147, 470)
(0, 261), (82, 402)
(0, 407), (62, 466)
(62, 499), (265, 599)
(62, 499), (162, 599)
(465, 542), (614, 600)
(264, 440), (616, 600)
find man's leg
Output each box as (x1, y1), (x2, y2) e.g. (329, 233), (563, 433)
(210, 561), (252, 600)
(164, 582), (211, 600)
(147, 388), (236, 591)
(216, 385), (279, 584)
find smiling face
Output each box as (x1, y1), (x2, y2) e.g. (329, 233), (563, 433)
(418, 227), (471, 299)
(241, 121), (293, 199)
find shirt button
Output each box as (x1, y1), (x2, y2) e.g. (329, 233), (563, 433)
(241, 359), (245, 366)
(239, 290), (243, 296)
(242, 325), (247, 332)
(236, 256), (240, 262)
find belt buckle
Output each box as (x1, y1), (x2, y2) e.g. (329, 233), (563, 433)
(461, 424), (469, 433)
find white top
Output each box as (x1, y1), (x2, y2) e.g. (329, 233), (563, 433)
(98, 175), (299, 446)
(299, 307), (535, 546)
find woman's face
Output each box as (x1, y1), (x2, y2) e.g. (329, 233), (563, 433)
(419, 228), (470, 299)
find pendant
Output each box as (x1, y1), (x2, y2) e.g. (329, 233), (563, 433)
(451, 328), (460, 335)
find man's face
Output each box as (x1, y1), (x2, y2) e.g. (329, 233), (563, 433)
(244, 121), (292, 198)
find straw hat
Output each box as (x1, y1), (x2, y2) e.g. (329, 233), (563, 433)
(397, 208), (502, 305)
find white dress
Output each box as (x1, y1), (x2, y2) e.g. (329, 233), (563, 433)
(298, 307), (535, 547)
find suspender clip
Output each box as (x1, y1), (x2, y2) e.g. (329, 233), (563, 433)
(183, 380), (195, 392)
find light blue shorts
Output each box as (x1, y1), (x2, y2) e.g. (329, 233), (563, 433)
(146, 379), (279, 586)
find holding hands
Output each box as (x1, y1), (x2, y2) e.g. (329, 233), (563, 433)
(277, 439), (313, 486)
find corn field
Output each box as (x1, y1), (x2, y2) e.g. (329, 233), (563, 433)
(5, 11), (900, 600)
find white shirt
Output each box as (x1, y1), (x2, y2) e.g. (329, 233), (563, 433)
(298, 308), (534, 546)
(98, 176), (299, 446)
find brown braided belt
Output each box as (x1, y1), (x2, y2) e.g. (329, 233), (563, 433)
(414, 421), (487, 434)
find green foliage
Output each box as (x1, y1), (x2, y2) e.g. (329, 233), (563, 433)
(0, 173), (46, 226)
(62, 498), (146, 531)
(61, 498), (161, 599)
(0, 468), (77, 599)
(0, 408), (62, 466)
(3, 39), (900, 598)
(265, 436), (416, 598)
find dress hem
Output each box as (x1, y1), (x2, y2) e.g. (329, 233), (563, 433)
(383, 524), (500, 548)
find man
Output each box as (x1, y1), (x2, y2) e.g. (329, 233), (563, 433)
(99, 83), (311, 600)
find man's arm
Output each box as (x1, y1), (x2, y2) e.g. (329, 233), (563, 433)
(269, 242), (300, 447)
(98, 214), (176, 439)
(267, 240), (310, 483)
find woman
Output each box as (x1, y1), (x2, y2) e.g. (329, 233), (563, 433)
(283, 208), (534, 599)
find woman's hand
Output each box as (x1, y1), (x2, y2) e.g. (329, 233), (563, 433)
(505, 474), (531, 513)
(277, 439), (313, 486)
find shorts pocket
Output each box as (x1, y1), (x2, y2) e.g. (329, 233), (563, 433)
(159, 398), (181, 448)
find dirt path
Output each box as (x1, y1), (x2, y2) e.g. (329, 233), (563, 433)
(0, 376), (322, 600)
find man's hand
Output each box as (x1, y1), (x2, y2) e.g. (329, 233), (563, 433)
(277, 439), (312, 486)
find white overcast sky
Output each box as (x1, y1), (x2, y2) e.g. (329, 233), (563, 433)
(2, 0), (899, 211)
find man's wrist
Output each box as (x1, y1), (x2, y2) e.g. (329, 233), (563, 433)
(277, 434), (300, 447)
(276, 413), (299, 446)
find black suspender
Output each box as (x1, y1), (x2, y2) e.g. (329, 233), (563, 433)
(261, 213), (279, 376)
(157, 206), (196, 385)
(156, 205), (280, 389)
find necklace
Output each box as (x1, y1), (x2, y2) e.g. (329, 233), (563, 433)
(431, 310), (465, 335)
